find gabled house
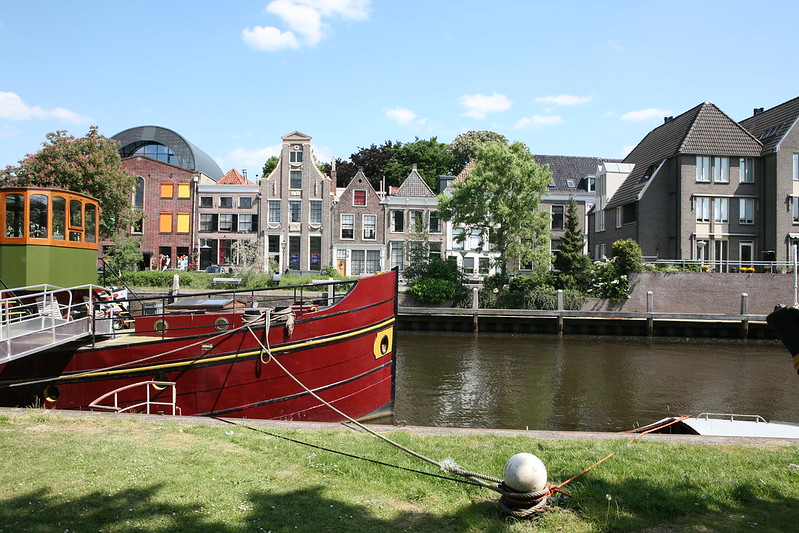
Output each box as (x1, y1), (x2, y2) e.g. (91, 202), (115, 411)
(739, 96), (799, 262)
(260, 131), (334, 273)
(332, 169), (385, 276)
(589, 102), (764, 269)
(384, 165), (444, 274)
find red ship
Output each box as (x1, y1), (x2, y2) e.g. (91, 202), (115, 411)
(0, 187), (396, 422)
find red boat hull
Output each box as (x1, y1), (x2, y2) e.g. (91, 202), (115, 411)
(0, 271), (397, 422)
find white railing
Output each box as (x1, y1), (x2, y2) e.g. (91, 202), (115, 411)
(89, 380), (180, 415)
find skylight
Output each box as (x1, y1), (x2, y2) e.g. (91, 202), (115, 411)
(566, 179), (575, 188)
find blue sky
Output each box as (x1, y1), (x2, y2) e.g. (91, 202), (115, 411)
(2, 1), (798, 180)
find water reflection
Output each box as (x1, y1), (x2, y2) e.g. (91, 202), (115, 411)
(393, 332), (799, 432)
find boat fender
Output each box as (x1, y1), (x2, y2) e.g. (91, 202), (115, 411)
(285, 311), (295, 337)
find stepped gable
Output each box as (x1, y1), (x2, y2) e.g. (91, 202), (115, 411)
(394, 165), (436, 197)
(739, 96), (799, 155)
(607, 102), (762, 209)
(218, 168), (251, 185)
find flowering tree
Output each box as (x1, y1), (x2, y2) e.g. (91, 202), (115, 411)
(0, 126), (137, 239)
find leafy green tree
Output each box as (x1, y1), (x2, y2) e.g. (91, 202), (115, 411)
(103, 235), (143, 273)
(554, 196), (592, 288)
(322, 142), (397, 188)
(0, 126), (137, 238)
(438, 141), (551, 283)
(449, 130), (509, 175)
(261, 156), (279, 179)
(612, 239), (644, 275)
(384, 137), (453, 191)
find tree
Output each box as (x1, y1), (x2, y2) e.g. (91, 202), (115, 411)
(449, 130), (509, 175)
(103, 235), (143, 273)
(261, 156), (279, 179)
(321, 142), (397, 188)
(612, 239), (644, 275)
(0, 126), (137, 238)
(384, 137), (453, 191)
(438, 141), (552, 283)
(553, 196), (592, 287)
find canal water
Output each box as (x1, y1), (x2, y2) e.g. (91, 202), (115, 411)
(392, 332), (799, 432)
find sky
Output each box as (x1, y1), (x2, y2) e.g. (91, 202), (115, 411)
(2, 1), (799, 181)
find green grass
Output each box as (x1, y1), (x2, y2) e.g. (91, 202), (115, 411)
(1, 410), (798, 532)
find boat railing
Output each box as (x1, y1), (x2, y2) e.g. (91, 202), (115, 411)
(695, 412), (768, 423)
(88, 380), (180, 415)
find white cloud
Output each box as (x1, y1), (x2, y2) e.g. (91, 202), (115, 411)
(514, 115), (563, 128)
(243, 0), (370, 51)
(0, 91), (89, 123)
(384, 107), (426, 127)
(620, 108), (672, 122)
(219, 144), (282, 178)
(534, 94), (591, 106)
(459, 92), (512, 119)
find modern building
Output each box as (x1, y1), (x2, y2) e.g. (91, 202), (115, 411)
(111, 126), (223, 270)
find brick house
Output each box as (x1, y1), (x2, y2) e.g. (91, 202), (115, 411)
(331, 169), (385, 276)
(197, 169), (259, 270)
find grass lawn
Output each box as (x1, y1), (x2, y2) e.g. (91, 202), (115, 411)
(1, 410), (798, 532)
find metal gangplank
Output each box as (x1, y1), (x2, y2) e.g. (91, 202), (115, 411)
(0, 284), (112, 364)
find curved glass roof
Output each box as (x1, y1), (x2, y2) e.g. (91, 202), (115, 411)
(112, 126), (223, 181)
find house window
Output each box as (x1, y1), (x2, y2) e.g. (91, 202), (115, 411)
(160, 183), (174, 198)
(351, 250), (365, 275)
(178, 183), (191, 199)
(739, 158), (754, 183)
(551, 205), (565, 230)
(794, 154), (799, 180)
(595, 210), (605, 232)
(586, 177), (596, 192)
(268, 200), (281, 223)
(410, 210), (425, 232)
(177, 212), (190, 234)
(200, 196), (213, 208)
(468, 229), (482, 251)
(219, 214), (233, 232)
(289, 200), (301, 223)
(429, 242), (442, 260)
(159, 212), (172, 233)
(479, 257), (490, 274)
(713, 157), (729, 183)
(463, 256), (475, 274)
(290, 150), (303, 163)
(310, 200), (322, 224)
(238, 213), (253, 232)
(290, 170), (302, 189)
(363, 214), (376, 240)
(353, 190), (367, 206)
(390, 241), (404, 270)
(219, 239), (232, 264)
(713, 198), (728, 223)
(793, 197), (799, 223)
(366, 250), (380, 274)
(615, 206), (623, 228)
(696, 156), (711, 182)
(309, 235), (321, 270)
(429, 211), (441, 233)
(390, 210), (404, 232)
(739, 198), (754, 224)
(341, 214), (354, 239)
(740, 241), (754, 265)
(288, 235), (301, 270)
(200, 213), (216, 232)
(696, 197), (710, 222)
(452, 227), (465, 250)
(239, 197), (252, 209)
(219, 196), (233, 208)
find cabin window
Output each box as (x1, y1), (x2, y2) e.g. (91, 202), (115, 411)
(5, 194), (24, 238)
(85, 203), (97, 243)
(52, 196), (66, 240)
(29, 194), (48, 239)
(69, 199), (83, 241)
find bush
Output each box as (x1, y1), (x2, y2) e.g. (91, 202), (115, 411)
(408, 278), (457, 304)
(612, 239), (644, 275)
(587, 260), (630, 301)
(509, 270), (556, 292)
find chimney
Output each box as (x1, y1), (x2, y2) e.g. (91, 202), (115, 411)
(663, 116), (673, 124)
(242, 169), (247, 180)
(753, 107), (764, 116)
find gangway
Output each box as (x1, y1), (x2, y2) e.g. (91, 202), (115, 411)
(0, 284), (113, 364)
